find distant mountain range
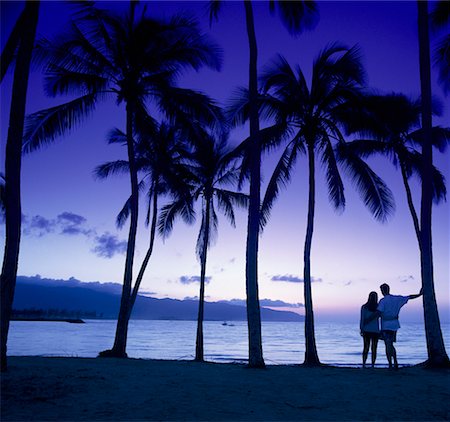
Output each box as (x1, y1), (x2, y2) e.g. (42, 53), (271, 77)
(13, 276), (303, 322)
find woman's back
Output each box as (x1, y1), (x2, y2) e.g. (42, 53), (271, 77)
(361, 305), (380, 333)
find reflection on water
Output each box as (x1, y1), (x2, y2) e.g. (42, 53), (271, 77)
(8, 320), (449, 366)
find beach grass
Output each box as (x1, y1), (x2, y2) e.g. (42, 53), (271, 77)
(1, 356), (449, 421)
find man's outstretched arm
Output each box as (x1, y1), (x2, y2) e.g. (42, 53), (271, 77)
(409, 287), (423, 300)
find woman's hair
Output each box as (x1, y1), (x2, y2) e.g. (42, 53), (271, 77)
(364, 291), (378, 312)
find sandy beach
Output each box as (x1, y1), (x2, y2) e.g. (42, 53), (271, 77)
(1, 357), (449, 421)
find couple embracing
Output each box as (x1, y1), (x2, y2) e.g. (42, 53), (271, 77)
(360, 283), (422, 369)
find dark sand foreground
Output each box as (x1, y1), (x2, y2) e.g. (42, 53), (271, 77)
(2, 357), (449, 421)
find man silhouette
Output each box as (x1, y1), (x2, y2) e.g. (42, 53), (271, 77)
(377, 283), (422, 369)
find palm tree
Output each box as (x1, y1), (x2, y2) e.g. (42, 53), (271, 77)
(0, 1), (40, 372)
(95, 121), (192, 322)
(158, 136), (248, 362)
(209, 0), (319, 369)
(337, 93), (448, 246)
(242, 45), (394, 366)
(22, 2), (222, 358)
(416, 0), (450, 367)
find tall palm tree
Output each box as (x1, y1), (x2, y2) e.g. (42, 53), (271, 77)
(158, 136), (248, 362)
(417, 0), (450, 367)
(0, 1), (40, 373)
(22, 2), (222, 358)
(209, 0), (319, 369)
(95, 121), (192, 322)
(241, 45), (394, 366)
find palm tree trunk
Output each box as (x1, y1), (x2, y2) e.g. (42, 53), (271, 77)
(399, 160), (421, 250)
(195, 197), (211, 362)
(303, 143), (320, 366)
(0, 1), (39, 373)
(100, 101), (139, 358)
(417, 0), (449, 367)
(243, 0), (265, 369)
(127, 190), (158, 316)
(0, 4), (28, 82)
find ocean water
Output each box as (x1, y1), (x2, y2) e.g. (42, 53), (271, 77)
(7, 320), (450, 367)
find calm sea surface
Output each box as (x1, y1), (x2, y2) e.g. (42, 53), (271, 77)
(7, 320), (450, 367)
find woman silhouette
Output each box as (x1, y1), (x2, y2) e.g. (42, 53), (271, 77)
(360, 291), (380, 367)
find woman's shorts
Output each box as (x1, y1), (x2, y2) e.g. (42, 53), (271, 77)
(362, 332), (380, 341)
(381, 330), (397, 343)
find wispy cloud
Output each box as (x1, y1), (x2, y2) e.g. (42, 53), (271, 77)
(399, 275), (415, 283)
(179, 275), (212, 285)
(92, 233), (127, 258)
(271, 274), (322, 283)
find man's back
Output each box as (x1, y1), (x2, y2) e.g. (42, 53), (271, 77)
(378, 294), (409, 330)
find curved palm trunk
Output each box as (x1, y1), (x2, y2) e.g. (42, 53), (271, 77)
(243, 0), (265, 369)
(0, 1), (39, 373)
(303, 144), (320, 366)
(417, 1), (449, 367)
(127, 190), (158, 317)
(195, 197), (211, 362)
(399, 161), (421, 249)
(100, 102), (139, 358)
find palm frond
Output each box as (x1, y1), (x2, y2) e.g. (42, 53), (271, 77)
(208, 0), (223, 25)
(215, 189), (249, 227)
(94, 160), (129, 180)
(115, 180), (147, 229)
(433, 34), (450, 95)
(407, 126), (450, 153)
(270, 0), (319, 35)
(338, 143), (395, 222)
(157, 86), (225, 134)
(106, 127), (127, 145)
(406, 150), (447, 203)
(261, 141), (299, 228)
(320, 136), (345, 211)
(158, 197), (196, 238)
(23, 93), (103, 153)
(44, 63), (109, 97)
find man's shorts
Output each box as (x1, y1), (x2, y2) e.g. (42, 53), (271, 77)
(381, 330), (397, 343)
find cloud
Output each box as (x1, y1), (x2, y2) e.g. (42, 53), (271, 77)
(92, 233), (127, 258)
(23, 215), (56, 237)
(271, 274), (323, 283)
(179, 275), (212, 285)
(23, 211), (93, 237)
(57, 212), (92, 236)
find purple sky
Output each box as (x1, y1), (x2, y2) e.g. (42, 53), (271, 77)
(1, 1), (448, 322)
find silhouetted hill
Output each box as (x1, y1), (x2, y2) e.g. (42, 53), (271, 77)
(13, 276), (303, 322)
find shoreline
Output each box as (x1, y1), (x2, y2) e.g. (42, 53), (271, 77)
(2, 356), (449, 421)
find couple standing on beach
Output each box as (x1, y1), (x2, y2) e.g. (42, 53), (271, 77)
(360, 283), (423, 369)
